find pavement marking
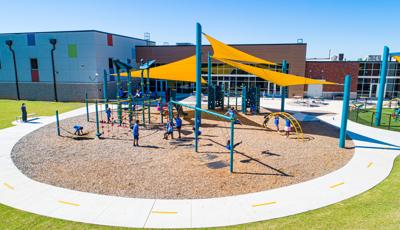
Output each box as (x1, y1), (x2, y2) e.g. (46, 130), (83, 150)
(3, 182), (14, 190)
(252, 201), (277, 207)
(58, 200), (80, 207)
(151, 211), (178, 215)
(367, 162), (373, 168)
(330, 182), (345, 189)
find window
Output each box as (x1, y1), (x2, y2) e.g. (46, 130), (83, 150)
(107, 34), (113, 46)
(68, 44), (77, 58)
(108, 58), (114, 69)
(30, 58), (39, 82)
(0, 59), (2, 69)
(27, 33), (36, 46)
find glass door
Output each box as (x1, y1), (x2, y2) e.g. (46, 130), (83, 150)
(370, 83), (379, 98)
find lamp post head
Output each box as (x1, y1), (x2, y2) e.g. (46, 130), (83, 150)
(5, 40), (12, 47)
(49, 39), (57, 45)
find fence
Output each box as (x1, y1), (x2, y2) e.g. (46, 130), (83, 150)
(348, 107), (400, 131)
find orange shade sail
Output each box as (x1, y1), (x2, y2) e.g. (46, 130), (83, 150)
(213, 57), (337, 87)
(204, 33), (276, 65)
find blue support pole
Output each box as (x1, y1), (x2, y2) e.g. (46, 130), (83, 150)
(103, 70), (108, 110)
(195, 22), (202, 152)
(95, 100), (101, 138)
(85, 92), (89, 122)
(56, 110), (60, 136)
(207, 52), (212, 85)
(230, 114), (234, 173)
(339, 75), (351, 148)
(147, 64), (151, 124)
(375, 46), (389, 126)
(141, 69), (145, 126)
(281, 60), (287, 112)
(127, 67), (133, 126)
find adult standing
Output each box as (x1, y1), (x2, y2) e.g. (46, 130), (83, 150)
(21, 103), (27, 122)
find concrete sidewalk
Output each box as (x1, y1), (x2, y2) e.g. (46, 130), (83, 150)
(0, 99), (399, 228)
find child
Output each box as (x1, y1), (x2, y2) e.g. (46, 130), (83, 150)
(73, 125), (84, 136)
(225, 107), (241, 125)
(106, 107), (112, 123)
(225, 140), (243, 150)
(132, 120), (139, 146)
(274, 115), (280, 132)
(164, 119), (174, 140)
(174, 115), (182, 138)
(284, 118), (291, 138)
(119, 87), (125, 98)
(250, 104), (257, 115)
(134, 89), (142, 98)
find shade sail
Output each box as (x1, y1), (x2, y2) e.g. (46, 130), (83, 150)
(204, 33), (276, 65)
(213, 57), (337, 86)
(120, 55), (206, 83)
(394, 56), (400, 63)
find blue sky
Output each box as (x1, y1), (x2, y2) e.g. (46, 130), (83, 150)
(1, 0), (399, 60)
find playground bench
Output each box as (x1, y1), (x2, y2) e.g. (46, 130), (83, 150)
(16, 113), (37, 122)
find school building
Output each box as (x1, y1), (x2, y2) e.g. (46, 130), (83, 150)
(1, 30), (399, 101)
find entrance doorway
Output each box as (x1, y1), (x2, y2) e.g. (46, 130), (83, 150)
(370, 83), (379, 98)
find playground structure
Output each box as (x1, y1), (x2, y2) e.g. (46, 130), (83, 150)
(263, 112), (304, 140)
(54, 22), (357, 176)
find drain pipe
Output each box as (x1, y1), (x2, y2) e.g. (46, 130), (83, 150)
(6, 40), (20, 100)
(50, 39), (58, 101)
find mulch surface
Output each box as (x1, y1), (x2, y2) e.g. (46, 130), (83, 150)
(11, 107), (354, 199)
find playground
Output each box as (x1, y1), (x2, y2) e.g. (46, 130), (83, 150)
(11, 104), (353, 199)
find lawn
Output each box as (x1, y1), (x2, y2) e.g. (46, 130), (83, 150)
(0, 100), (84, 129)
(1, 100), (399, 229)
(349, 107), (400, 132)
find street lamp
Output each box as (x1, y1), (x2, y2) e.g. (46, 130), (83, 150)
(50, 39), (58, 101)
(5, 40), (20, 100)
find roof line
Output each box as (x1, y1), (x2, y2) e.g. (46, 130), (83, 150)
(0, 30), (154, 43)
(136, 43), (307, 48)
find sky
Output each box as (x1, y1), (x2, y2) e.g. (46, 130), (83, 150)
(1, 0), (399, 60)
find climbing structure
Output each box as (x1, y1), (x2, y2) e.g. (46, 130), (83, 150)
(263, 112), (304, 140)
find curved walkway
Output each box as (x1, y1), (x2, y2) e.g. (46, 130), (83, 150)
(0, 100), (399, 228)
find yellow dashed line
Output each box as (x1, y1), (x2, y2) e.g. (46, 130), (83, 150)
(330, 182), (345, 189)
(367, 162), (373, 168)
(58, 200), (80, 207)
(151, 211), (178, 215)
(252, 201), (277, 207)
(3, 183), (14, 190)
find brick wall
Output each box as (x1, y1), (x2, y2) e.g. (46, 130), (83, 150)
(305, 61), (359, 93)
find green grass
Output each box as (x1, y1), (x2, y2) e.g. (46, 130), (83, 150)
(349, 108), (400, 132)
(0, 100), (84, 129)
(1, 100), (399, 229)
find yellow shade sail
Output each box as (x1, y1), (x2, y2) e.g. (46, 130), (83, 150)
(213, 57), (337, 87)
(120, 55), (206, 83)
(394, 56), (400, 63)
(204, 33), (276, 65)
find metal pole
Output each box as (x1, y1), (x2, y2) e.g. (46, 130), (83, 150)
(375, 46), (389, 126)
(230, 114), (234, 173)
(141, 69), (145, 126)
(281, 60), (287, 112)
(147, 65), (151, 124)
(388, 114), (391, 130)
(85, 92), (89, 122)
(95, 100), (101, 138)
(339, 75), (351, 148)
(195, 22), (202, 152)
(116, 66), (122, 125)
(207, 52), (212, 85)
(127, 67), (133, 127)
(103, 69), (108, 110)
(56, 110), (60, 136)
(160, 98), (164, 124)
(6, 41), (20, 100)
(50, 39), (58, 101)
(235, 78), (238, 110)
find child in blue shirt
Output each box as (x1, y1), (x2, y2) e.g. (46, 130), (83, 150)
(132, 120), (139, 146)
(106, 107), (112, 123)
(284, 118), (291, 138)
(73, 125), (83, 136)
(174, 116), (182, 139)
(164, 120), (174, 140)
(225, 107), (241, 125)
(274, 115), (280, 132)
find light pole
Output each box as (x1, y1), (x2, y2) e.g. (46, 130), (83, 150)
(50, 39), (58, 101)
(6, 40), (20, 100)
